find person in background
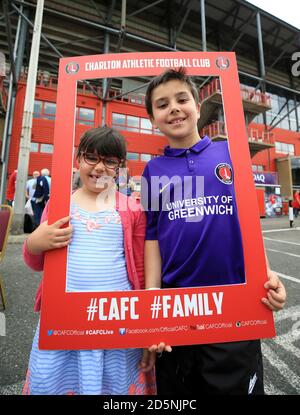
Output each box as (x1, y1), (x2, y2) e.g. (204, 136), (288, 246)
(26, 171), (40, 203)
(6, 169), (17, 206)
(72, 167), (82, 191)
(31, 170), (50, 227)
(117, 166), (133, 196)
(24, 171), (40, 232)
(292, 190), (300, 219)
(41, 168), (51, 197)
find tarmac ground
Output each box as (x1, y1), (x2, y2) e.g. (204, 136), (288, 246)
(0, 214), (299, 395)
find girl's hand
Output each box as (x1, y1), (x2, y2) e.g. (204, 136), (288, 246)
(149, 342), (172, 353)
(26, 216), (73, 255)
(138, 349), (156, 372)
(261, 268), (286, 312)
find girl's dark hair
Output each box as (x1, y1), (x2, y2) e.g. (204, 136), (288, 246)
(77, 127), (127, 161)
(145, 67), (199, 117)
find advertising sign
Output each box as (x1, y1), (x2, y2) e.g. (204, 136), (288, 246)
(253, 172), (277, 185)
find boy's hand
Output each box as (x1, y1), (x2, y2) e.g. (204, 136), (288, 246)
(149, 342), (172, 353)
(139, 349), (156, 372)
(26, 216), (73, 255)
(261, 268), (286, 312)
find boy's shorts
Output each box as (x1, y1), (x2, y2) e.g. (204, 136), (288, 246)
(156, 339), (264, 395)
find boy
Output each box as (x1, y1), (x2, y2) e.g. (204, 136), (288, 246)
(141, 68), (286, 394)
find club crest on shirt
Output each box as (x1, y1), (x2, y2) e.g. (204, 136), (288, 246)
(215, 163), (233, 185)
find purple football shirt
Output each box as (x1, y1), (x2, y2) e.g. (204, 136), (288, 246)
(141, 136), (245, 287)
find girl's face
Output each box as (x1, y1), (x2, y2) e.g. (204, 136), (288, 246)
(150, 79), (200, 146)
(79, 151), (121, 193)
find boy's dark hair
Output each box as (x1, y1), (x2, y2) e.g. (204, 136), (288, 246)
(145, 67), (199, 117)
(77, 126), (127, 161)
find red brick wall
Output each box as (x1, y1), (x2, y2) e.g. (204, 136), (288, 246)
(9, 84), (299, 178)
(250, 122), (300, 172)
(8, 83), (102, 175)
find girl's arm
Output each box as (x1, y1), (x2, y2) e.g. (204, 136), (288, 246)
(26, 215), (72, 255)
(23, 202), (50, 271)
(145, 240), (172, 353)
(23, 239), (45, 272)
(23, 201), (72, 270)
(24, 204), (72, 313)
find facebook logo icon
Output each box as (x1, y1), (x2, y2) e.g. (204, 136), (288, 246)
(119, 328), (126, 335)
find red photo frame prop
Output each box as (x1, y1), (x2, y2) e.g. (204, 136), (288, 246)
(39, 52), (275, 349)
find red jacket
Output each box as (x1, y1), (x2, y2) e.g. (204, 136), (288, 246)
(292, 192), (300, 209)
(23, 192), (146, 312)
(6, 170), (17, 200)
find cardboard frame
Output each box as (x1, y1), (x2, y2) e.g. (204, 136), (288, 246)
(39, 52), (275, 349)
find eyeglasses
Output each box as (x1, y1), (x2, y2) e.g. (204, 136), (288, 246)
(81, 152), (121, 170)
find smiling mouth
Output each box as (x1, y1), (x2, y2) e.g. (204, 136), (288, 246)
(89, 175), (103, 181)
(168, 118), (185, 125)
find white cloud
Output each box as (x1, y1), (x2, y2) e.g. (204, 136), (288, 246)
(246, 0), (300, 29)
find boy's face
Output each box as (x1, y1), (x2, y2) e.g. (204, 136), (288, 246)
(150, 80), (200, 146)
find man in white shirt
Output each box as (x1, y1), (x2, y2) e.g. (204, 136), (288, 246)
(26, 171), (40, 201)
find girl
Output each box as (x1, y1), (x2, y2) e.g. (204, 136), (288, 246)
(22, 127), (156, 395)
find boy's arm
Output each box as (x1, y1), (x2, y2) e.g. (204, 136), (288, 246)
(144, 240), (172, 353)
(137, 236), (162, 371)
(262, 254), (286, 311)
(141, 166), (171, 352)
(144, 240), (162, 289)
